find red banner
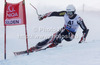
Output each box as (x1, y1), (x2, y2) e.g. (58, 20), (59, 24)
(4, 1), (26, 26)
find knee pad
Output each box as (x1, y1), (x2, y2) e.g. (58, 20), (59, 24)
(36, 38), (50, 49)
(64, 38), (72, 41)
(55, 38), (62, 43)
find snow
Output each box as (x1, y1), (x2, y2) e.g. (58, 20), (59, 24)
(0, 0), (100, 65)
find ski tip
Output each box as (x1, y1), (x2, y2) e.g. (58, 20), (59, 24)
(13, 52), (17, 56)
(13, 52), (21, 56)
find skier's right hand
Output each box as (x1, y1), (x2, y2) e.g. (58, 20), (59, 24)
(38, 15), (44, 21)
(38, 13), (49, 21)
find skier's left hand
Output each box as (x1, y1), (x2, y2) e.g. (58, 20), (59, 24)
(79, 29), (89, 43)
(79, 34), (86, 43)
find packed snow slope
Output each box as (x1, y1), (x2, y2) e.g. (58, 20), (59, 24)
(0, 0), (100, 65)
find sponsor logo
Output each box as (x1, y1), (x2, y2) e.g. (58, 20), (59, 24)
(7, 4), (19, 18)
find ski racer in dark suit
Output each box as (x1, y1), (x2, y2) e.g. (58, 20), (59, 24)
(28, 5), (89, 52)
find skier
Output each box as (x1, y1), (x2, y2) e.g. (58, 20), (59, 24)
(14, 5), (89, 55)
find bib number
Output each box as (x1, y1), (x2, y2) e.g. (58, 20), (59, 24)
(67, 21), (73, 28)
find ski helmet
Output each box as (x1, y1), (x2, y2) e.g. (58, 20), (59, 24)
(66, 5), (76, 16)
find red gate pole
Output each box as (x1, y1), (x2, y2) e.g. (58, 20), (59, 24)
(23, 0), (29, 55)
(25, 25), (29, 55)
(4, 26), (7, 59)
(4, 0), (7, 60)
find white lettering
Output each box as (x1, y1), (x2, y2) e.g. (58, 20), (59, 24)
(7, 5), (15, 13)
(7, 12), (18, 17)
(7, 5), (19, 18)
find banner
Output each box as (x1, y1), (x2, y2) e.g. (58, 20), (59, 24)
(4, 0), (29, 59)
(4, 1), (26, 26)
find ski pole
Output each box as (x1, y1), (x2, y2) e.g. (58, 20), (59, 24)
(30, 3), (39, 16)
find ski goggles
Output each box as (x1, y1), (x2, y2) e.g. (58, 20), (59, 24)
(66, 11), (74, 16)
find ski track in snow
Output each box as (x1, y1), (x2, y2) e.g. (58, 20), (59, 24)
(0, 41), (100, 65)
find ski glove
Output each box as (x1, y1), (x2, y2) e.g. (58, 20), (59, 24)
(38, 12), (52, 21)
(79, 29), (89, 43)
(38, 14), (49, 21)
(38, 15), (44, 21)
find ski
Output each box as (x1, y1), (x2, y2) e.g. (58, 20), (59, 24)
(13, 44), (62, 56)
(13, 48), (47, 56)
(14, 50), (28, 56)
